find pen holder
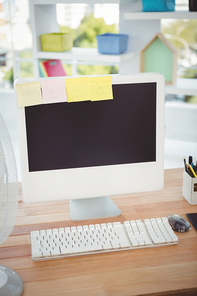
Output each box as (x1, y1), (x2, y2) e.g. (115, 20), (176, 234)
(182, 170), (197, 205)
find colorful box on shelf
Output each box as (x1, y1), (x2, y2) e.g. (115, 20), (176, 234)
(40, 32), (73, 52)
(96, 33), (129, 55)
(142, 0), (175, 12)
(39, 60), (66, 77)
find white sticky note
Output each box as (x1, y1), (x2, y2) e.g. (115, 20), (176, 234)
(41, 79), (67, 104)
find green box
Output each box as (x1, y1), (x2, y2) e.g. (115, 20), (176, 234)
(40, 32), (73, 52)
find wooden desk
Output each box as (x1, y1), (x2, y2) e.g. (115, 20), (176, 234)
(0, 168), (197, 296)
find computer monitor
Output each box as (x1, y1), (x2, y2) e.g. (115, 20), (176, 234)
(15, 74), (164, 221)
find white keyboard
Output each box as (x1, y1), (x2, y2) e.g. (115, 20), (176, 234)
(30, 217), (178, 261)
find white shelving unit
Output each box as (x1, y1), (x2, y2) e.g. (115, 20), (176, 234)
(36, 48), (135, 76)
(119, 1), (197, 96)
(33, 0), (119, 4)
(165, 78), (197, 96)
(29, 0), (132, 77)
(125, 11), (197, 20)
(29, 0), (197, 96)
(37, 48), (136, 64)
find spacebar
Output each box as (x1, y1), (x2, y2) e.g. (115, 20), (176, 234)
(61, 244), (103, 255)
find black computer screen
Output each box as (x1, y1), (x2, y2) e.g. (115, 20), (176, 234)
(25, 82), (156, 172)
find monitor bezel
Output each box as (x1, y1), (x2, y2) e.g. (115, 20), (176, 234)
(15, 73), (164, 203)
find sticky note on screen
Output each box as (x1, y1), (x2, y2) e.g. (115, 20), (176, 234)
(89, 76), (113, 101)
(16, 82), (43, 107)
(41, 79), (67, 104)
(65, 77), (90, 103)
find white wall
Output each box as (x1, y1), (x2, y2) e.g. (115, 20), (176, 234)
(164, 101), (197, 169)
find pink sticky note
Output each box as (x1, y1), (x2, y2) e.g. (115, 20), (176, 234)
(41, 79), (67, 104)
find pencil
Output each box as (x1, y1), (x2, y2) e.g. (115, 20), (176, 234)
(189, 165), (197, 178)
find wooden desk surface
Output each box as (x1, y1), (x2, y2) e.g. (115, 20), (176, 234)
(0, 168), (197, 296)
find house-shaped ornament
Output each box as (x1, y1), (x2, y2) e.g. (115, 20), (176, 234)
(140, 33), (177, 85)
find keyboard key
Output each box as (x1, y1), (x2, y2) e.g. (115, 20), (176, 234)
(52, 228), (58, 234)
(141, 234), (152, 245)
(120, 240), (130, 248)
(111, 241), (120, 249)
(136, 220), (145, 234)
(42, 248), (51, 257)
(40, 230), (46, 236)
(32, 249), (42, 258)
(31, 230), (39, 237)
(102, 242), (112, 250)
(100, 223), (105, 229)
(113, 222), (121, 227)
(107, 223), (112, 228)
(128, 235), (139, 247)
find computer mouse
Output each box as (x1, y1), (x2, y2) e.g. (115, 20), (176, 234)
(168, 214), (191, 233)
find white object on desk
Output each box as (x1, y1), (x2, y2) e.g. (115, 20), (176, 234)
(30, 216), (178, 261)
(15, 73), (165, 222)
(182, 170), (197, 205)
(0, 114), (23, 296)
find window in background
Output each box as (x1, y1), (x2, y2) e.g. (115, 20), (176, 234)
(0, 0), (14, 89)
(0, 0), (33, 88)
(162, 18), (197, 104)
(1, 2), (120, 84)
(1, 0), (196, 98)
(57, 3), (119, 76)
(161, 0), (197, 104)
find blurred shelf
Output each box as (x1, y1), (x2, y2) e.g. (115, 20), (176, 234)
(124, 11), (197, 20)
(37, 47), (136, 64)
(165, 78), (197, 96)
(34, 0), (119, 4)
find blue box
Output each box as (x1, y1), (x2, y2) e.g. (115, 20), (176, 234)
(96, 33), (129, 55)
(142, 0), (175, 12)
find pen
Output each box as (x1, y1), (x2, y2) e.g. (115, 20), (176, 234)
(188, 155), (193, 165)
(183, 158), (187, 172)
(189, 165), (197, 178)
(183, 157), (197, 177)
(194, 164), (197, 174)
(184, 163), (193, 177)
(186, 167), (194, 177)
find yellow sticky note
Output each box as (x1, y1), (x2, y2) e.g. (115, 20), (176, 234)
(89, 76), (113, 101)
(16, 82), (43, 107)
(65, 77), (90, 103)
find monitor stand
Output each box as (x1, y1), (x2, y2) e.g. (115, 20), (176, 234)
(70, 196), (121, 221)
